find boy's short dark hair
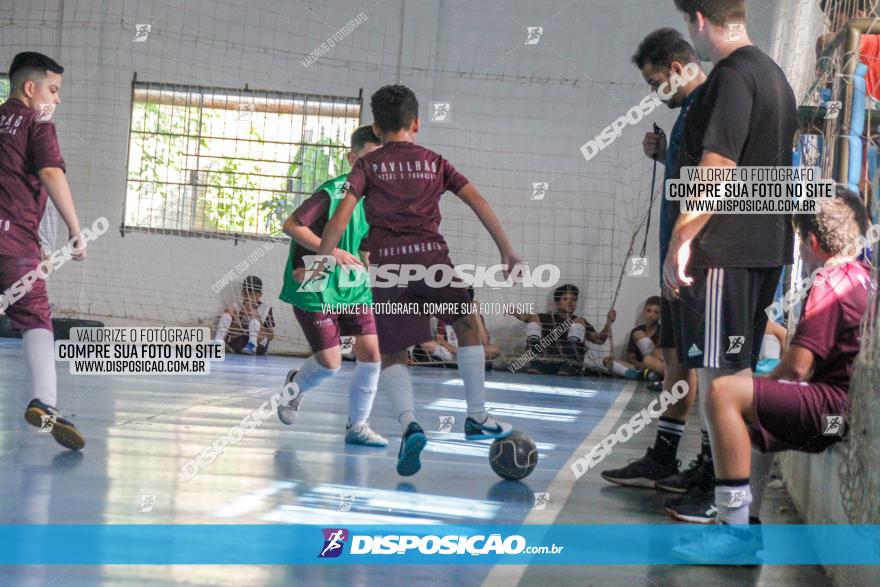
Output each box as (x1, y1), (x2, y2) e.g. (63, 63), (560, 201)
(553, 284), (579, 302)
(370, 85), (419, 132)
(793, 186), (870, 256)
(673, 0), (746, 24)
(9, 52), (64, 90)
(645, 296), (662, 308)
(350, 125), (380, 152)
(632, 28), (700, 70)
(242, 275), (263, 293)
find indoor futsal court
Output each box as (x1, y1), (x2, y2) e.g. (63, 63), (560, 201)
(1, 0), (879, 586)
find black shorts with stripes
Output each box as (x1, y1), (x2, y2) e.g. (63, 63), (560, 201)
(676, 266), (783, 370)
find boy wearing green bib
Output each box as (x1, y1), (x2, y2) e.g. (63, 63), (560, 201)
(277, 126), (386, 447)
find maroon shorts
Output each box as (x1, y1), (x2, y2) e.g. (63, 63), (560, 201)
(293, 305), (377, 353)
(369, 245), (473, 354)
(750, 378), (848, 453)
(0, 255), (53, 332)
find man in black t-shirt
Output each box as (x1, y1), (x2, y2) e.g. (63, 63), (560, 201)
(664, 0), (797, 533)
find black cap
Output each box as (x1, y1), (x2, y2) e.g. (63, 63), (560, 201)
(242, 275), (263, 293)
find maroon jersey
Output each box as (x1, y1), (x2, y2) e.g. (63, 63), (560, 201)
(290, 191), (331, 270)
(0, 98), (66, 258)
(344, 141), (469, 251)
(791, 261), (872, 392)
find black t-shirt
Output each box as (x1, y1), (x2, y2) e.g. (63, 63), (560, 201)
(679, 45), (797, 268)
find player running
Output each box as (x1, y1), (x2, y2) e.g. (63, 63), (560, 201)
(312, 84), (521, 476)
(276, 126), (387, 447)
(1, 52), (86, 450)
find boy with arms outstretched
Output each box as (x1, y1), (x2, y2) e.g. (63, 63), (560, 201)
(312, 85), (521, 476)
(1, 52), (86, 450)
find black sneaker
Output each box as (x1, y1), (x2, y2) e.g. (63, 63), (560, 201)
(656, 455), (706, 494)
(665, 485), (716, 524)
(600, 449), (679, 488)
(396, 422), (427, 476)
(24, 398), (85, 451)
(645, 381), (663, 393)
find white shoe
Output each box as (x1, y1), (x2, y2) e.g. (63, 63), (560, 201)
(345, 423), (388, 447)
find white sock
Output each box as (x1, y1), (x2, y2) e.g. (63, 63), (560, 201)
(247, 318), (261, 345)
(293, 355), (339, 393)
(23, 328), (57, 407)
(715, 482), (752, 525)
(430, 345), (454, 362)
(348, 361), (380, 427)
(611, 360), (630, 377)
(457, 345), (488, 421)
(380, 363), (415, 430)
(259, 337), (269, 347)
(215, 313), (232, 342)
(750, 451), (774, 518)
(636, 336), (655, 356)
(525, 322), (541, 339)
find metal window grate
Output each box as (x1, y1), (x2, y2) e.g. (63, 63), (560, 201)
(123, 78), (361, 239)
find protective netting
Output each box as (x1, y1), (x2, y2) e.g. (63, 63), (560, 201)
(781, 0), (880, 525)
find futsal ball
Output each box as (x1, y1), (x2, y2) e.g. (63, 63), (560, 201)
(489, 431), (538, 480)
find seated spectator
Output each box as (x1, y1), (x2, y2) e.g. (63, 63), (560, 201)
(213, 275), (275, 355)
(604, 296), (664, 382)
(672, 189), (872, 561)
(511, 283), (616, 376)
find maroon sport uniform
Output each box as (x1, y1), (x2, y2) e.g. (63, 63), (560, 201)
(345, 141), (473, 353)
(751, 261), (872, 453)
(225, 301), (276, 355)
(290, 191), (376, 352)
(0, 98), (66, 331)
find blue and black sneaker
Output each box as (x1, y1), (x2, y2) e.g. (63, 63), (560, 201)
(396, 422), (427, 476)
(241, 342), (257, 355)
(25, 398), (85, 451)
(464, 415), (513, 441)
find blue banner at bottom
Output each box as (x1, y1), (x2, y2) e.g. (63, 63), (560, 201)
(1, 524), (878, 565)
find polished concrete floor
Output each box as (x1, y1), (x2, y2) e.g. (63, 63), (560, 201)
(0, 339), (831, 586)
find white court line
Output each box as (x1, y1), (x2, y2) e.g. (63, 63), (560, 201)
(481, 382), (637, 587)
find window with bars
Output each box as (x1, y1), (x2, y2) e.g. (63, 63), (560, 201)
(123, 80), (362, 238)
(0, 75), (9, 100)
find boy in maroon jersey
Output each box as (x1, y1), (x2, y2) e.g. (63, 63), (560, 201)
(0, 52), (86, 450)
(313, 84), (522, 476)
(673, 190), (873, 560)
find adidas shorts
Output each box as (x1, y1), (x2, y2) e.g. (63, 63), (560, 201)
(676, 266), (783, 370)
(659, 292), (679, 350)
